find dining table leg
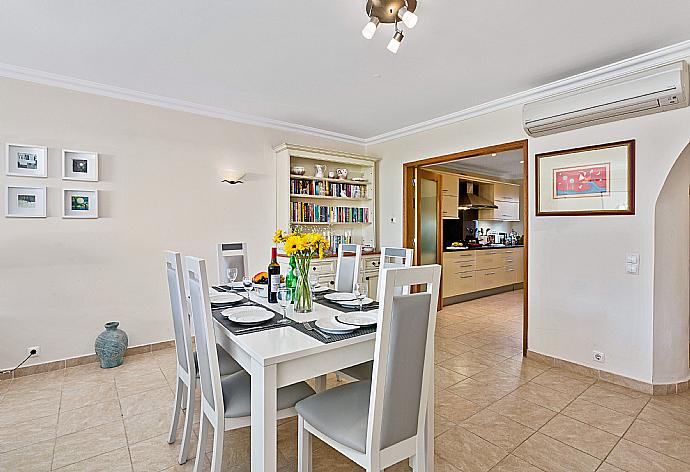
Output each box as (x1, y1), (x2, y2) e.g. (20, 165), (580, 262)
(314, 374), (327, 393)
(251, 359), (278, 472)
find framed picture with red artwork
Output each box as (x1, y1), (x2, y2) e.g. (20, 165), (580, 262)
(536, 140), (635, 216)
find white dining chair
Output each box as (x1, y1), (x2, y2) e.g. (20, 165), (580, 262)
(164, 251), (244, 465)
(295, 264), (441, 472)
(184, 255), (316, 472)
(339, 246), (415, 381)
(217, 242), (249, 284)
(335, 243), (362, 292)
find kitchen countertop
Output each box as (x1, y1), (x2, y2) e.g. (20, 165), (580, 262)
(444, 245), (524, 252)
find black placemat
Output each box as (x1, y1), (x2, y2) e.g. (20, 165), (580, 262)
(213, 305), (294, 336)
(314, 290), (379, 313)
(289, 320), (376, 344)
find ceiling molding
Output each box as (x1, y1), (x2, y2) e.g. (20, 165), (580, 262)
(1, 39), (689, 148)
(0, 62), (366, 146)
(364, 39), (690, 145)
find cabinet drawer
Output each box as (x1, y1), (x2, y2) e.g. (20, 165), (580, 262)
(443, 270), (475, 297)
(310, 260), (335, 275)
(361, 256), (380, 273)
(443, 251), (476, 263)
(475, 251), (504, 270)
(475, 269), (503, 291)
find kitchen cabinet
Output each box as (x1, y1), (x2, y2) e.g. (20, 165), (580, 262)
(441, 195), (459, 219)
(478, 182), (521, 221)
(492, 183), (520, 202)
(442, 247), (524, 300)
(441, 175), (459, 196)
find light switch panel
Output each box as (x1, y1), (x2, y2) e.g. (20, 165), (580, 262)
(626, 253), (639, 264)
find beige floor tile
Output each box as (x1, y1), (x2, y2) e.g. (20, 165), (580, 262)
(436, 426), (507, 471)
(439, 355), (493, 377)
(461, 409), (534, 451)
(531, 369), (592, 396)
(579, 384), (649, 417)
(623, 418), (690, 464)
(596, 463), (625, 472)
(435, 389), (483, 423)
(448, 378), (518, 407)
(433, 455), (463, 471)
(595, 380), (651, 400)
(60, 379), (118, 412)
(53, 447), (133, 471)
(638, 397), (690, 435)
(435, 338), (475, 356)
(490, 454), (544, 472)
(513, 382), (577, 412)
(434, 349), (457, 365)
(513, 432), (601, 472)
(562, 399), (635, 437)
(470, 367), (528, 389)
(129, 432), (201, 472)
(116, 370), (169, 398)
(120, 386), (173, 418)
(0, 438), (54, 472)
(494, 359), (547, 381)
(53, 420), (128, 469)
(489, 394), (557, 430)
(57, 399), (122, 436)
(435, 365), (467, 391)
(606, 439), (689, 472)
(0, 395), (60, 426)
(435, 414), (457, 437)
(125, 406), (178, 445)
(540, 414), (619, 460)
(0, 413), (57, 453)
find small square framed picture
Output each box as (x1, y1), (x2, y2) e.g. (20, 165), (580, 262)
(5, 143), (48, 177)
(5, 186), (47, 218)
(63, 150), (98, 181)
(63, 189), (99, 219)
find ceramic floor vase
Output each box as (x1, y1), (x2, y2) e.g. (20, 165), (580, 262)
(95, 321), (128, 368)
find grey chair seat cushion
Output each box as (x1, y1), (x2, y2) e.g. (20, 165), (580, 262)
(222, 371), (315, 418)
(194, 344), (243, 377)
(340, 361), (373, 380)
(295, 380), (372, 453)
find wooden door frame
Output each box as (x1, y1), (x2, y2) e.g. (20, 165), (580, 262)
(403, 139), (530, 355)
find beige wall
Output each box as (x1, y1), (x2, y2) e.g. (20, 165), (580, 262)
(370, 86), (690, 384)
(0, 77), (363, 369)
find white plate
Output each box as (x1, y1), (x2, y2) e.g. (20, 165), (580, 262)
(315, 317), (357, 334)
(313, 285), (330, 293)
(209, 292), (243, 304)
(222, 306), (274, 325)
(337, 297), (374, 307)
(337, 312), (377, 327)
(324, 292), (356, 301)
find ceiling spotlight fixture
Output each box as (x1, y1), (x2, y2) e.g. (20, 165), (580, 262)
(387, 30), (404, 54)
(491, 153), (497, 157)
(362, 16), (380, 39)
(362, 0), (418, 54)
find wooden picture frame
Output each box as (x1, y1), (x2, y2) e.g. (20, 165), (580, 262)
(536, 140), (635, 216)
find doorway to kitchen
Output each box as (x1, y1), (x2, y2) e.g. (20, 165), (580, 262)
(403, 140), (529, 355)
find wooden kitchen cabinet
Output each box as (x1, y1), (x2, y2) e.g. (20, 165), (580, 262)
(478, 182), (521, 221)
(441, 175), (459, 196)
(441, 195), (459, 219)
(443, 247), (523, 300)
(492, 182), (520, 202)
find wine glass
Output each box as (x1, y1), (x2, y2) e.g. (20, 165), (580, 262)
(242, 276), (253, 303)
(226, 268), (238, 288)
(308, 272), (319, 301)
(277, 287), (292, 324)
(354, 282), (368, 312)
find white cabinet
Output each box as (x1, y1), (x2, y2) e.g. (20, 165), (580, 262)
(478, 182), (521, 221)
(495, 200), (520, 221)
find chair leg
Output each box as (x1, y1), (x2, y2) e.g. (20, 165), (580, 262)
(178, 378), (195, 464)
(194, 415), (210, 472)
(297, 416), (312, 472)
(167, 376), (183, 444)
(181, 380), (188, 410)
(210, 424), (224, 472)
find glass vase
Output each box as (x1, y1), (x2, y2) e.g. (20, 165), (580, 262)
(293, 256), (313, 313)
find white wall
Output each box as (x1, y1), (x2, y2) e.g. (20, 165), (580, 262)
(370, 86), (690, 384)
(0, 77), (363, 369)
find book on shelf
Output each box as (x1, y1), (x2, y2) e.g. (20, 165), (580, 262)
(291, 202), (370, 224)
(290, 178), (366, 199)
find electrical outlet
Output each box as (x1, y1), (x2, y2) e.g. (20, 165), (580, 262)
(593, 351), (605, 363)
(28, 346), (40, 357)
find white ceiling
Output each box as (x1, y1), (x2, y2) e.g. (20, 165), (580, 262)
(1, 1), (689, 140)
(426, 149), (525, 179)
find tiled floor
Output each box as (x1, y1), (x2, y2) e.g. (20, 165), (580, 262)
(3, 289), (690, 471)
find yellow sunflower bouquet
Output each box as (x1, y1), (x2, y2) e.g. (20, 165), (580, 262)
(273, 229), (329, 313)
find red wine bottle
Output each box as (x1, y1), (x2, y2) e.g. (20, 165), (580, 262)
(268, 247), (280, 303)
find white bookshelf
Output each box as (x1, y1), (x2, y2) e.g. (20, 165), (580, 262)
(274, 143), (379, 252)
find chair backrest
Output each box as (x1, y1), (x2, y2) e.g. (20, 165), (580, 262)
(335, 243), (362, 292)
(165, 251), (195, 378)
(366, 265), (441, 454)
(185, 256), (223, 418)
(378, 247), (414, 296)
(217, 242), (249, 284)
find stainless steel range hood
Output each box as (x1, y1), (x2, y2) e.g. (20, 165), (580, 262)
(458, 182), (498, 210)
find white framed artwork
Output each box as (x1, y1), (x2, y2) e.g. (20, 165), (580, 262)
(5, 143), (48, 177)
(63, 189), (99, 219)
(5, 186), (47, 218)
(62, 150), (98, 181)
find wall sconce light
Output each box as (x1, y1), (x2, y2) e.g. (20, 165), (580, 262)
(222, 169), (245, 184)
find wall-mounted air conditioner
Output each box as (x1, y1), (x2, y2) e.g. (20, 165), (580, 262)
(523, 61), (689, 137)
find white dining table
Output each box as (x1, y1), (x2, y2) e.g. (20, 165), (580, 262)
(212, 292), (434, 472)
